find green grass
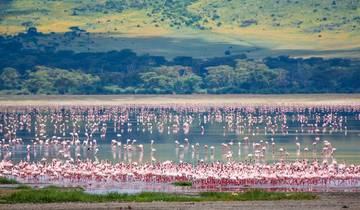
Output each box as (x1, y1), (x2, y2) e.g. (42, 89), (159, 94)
(171, 181), (192, 187)
(0, 177), (19, 184)
(199, 190), (316, 201)
(15, 185), (33, 190)
(0, 186), (317, 204)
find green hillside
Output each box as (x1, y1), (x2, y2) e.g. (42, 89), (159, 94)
(0, 0), (359, 52)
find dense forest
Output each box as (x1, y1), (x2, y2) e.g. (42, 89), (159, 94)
(0, 29), (359, 95)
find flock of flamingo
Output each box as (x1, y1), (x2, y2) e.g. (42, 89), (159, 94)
(0, 104), (359, 190)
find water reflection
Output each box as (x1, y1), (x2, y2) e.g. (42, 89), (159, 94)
(0, 106), (359, 164)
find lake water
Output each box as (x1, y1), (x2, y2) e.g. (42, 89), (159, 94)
(1, 106), (359, 164)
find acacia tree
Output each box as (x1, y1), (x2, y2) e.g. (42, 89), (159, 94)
(205, 65), (235, 89)
(140, 71), (175, 92)
(25, 66), (100, 94)
(0, 67), (22, 90)
(174, 74), (203, 94)
(140, 65), (203, 94)
(234, 60), (282, 91)
(203, 60), (287, 93)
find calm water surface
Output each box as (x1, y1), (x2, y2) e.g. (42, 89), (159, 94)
(1, 108), (359, 164)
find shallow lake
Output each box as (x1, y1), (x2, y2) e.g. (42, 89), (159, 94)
(1, 106), (359, 164)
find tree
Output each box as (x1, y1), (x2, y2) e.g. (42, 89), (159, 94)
(25, 68), (54, 94)
(25, 66), (100, 94)
(205, 65), (235, 89)
(0, 67), (22, 90)
(174, 74), (203, 94)
(140, 65), (202, 94)
(140, 71), (175, 92)
(234, 60), (280, 91)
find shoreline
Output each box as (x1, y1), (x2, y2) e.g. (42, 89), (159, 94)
(0, 94), (360, 106)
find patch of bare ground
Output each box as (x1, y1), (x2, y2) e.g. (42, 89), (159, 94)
(0, 94), (359, 107)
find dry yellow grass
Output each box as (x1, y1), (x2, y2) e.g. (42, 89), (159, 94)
(87, 10), (170, 37)
(37, 21), (84, 33)
(187, 0), (360, 51)
(212, 26), (360, 51)
(0, 25), (26, 35)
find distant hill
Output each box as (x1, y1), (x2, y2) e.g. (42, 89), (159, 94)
(1, 0), (359, 56)
(1, 1), (360, 94)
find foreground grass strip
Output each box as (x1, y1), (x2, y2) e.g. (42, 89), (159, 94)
(0, 177), (19, 184)
(199, 190), (317, 201)
(0, 187), (317, 204)
(171, 181), (192, 187)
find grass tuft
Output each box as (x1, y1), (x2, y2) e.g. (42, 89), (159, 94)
(171, 181), (192, 187)
(0, 177), (19, 184)
(15, 185), (32, 190)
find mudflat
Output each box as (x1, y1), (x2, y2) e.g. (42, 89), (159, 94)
(0, 94), (359, 106)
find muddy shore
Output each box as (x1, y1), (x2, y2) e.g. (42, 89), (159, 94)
(1, 94), (360, 106)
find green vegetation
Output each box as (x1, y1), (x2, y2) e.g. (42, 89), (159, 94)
(0, 66), (100, 95)
(0, 28), (359, 95)
(0, 186), (316, 204)
(140, 66), (203, 94)
(1, 0), (359, 51)
(0, 177), (19, 185)
(204, 60), (286, 93)
(1, 0), (358, 35)
(189, 0), (359, 33)
(15, 185), (32, 190)
(171, 181), (193, 187)
(25, 66), (100, 95)
(198, 190), (316, 201)
(0, 34), (359, 95)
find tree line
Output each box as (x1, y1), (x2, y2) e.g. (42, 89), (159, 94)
(1, 34), (359, 94)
